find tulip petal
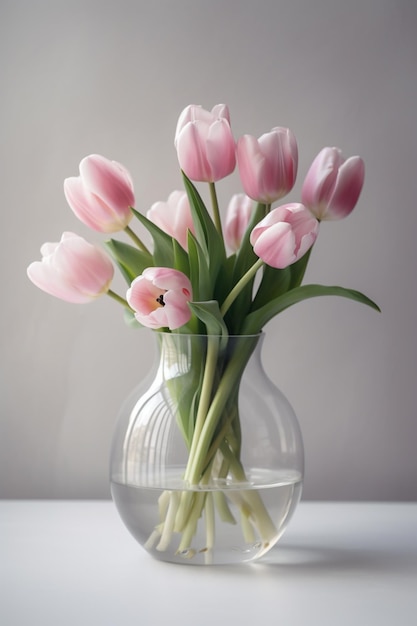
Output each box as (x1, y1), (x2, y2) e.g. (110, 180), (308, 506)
(27, 261), (93, 303)
(79, 154), (135, 212)
(237, 135), (266, 201)
(225, 193), (254, 251)
(301, 147), (364, 220)
(237, 129), (298, 204)
(147, 190), (194, 250)
(64, 154), (134, 233)
(127, 267), (192, 330)
(251, 203), (318, 269)
(327, 156), (365, 220)
(253, 222), (297, 269)
(175, 104), (236, 182)
(176, 122), (211, 182)
(27, 232), (114, 303)
(206, 119), (236, 181)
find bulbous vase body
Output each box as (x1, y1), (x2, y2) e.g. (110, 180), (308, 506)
(110, 332), (303, 565)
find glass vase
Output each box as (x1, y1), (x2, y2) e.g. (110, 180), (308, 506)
(110, 332), (303, 565)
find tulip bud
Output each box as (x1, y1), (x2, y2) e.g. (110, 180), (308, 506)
(224, 193), (254, 252)
(27, 232), (114, 303)
(64, 154), (135, 233)
(127, 267), (192, 330)
(301, 147), (365, 220)
(237, 127), (298, 204)
(175, 104), (236, 182)
(147, 190), (195, 250)
(250, 203), (319, 269)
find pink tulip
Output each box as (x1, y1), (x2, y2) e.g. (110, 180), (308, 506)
(174, 104), (236, 182)
(301, 147), (365, 220)
(64, 154), (135, 233)
(147, 190), (195, 250)
(250, 203), (319, 269)
(237, 127), (298, 204)
(27, 232), (114, 303)
(224, 193), (254, 252)
(127, 267), (192, 330)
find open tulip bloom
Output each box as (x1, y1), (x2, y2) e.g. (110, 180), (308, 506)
(28, 103), (379, 558)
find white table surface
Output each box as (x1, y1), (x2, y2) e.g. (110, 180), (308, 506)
(1, 500), (416, 626)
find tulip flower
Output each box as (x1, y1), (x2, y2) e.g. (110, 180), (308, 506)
(147, 190), (195, 250)
(224, 193), (254, 252)
(127, 267), (192, 330)
(250, 203), (319, 269)
(27, 232), (114, 303)
(301, 147), (365, 220)
(237, 127), (298, 204)
(64, 154), (135, 233)
(174, 104), (236, 182)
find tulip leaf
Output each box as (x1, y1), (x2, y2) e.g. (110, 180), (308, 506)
(131, 208), (175, 268)
(251, 265), (292, 312)
(233, 202), (267, 281)
(241, 284), (381, 334)
(166, 360), (205, 447)
(105, 239), (153, 284)
(188, 300), (229, 341)
(187, 232), (212, 301)
(288, 248), (312, 289)
(123, 307), (141, 328)
(173, 238), (190, 277)
(214, 253), (237, 305)
(225, 202), (268, 332)
(182, 173), (226, 282)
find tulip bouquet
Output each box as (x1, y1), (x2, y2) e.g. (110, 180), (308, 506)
(27, 104), (379, 559)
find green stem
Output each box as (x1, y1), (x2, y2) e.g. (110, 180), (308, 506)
(107, 289), (132, 310)
(203, 401), (239, 470)
(209, 182), (223, 237)
(124, 224), (152, 255)
(219, 441), (277, 544)
(185, 336), (258, 485)
(220, 257), (264, 317)
(184, 335), (220, 482)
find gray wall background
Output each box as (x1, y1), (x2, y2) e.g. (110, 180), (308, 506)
(1, 0), (416, 500)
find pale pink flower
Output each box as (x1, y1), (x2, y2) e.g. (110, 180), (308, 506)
(237, 127), (298, 204)
(250, 203), (319, 269)
(64, 154), (135, 233)
(27, 232), (114, 303)
(127, 267), (192, 330)
(301, 147), (365, 220)
(147, 190), (195, 250)
(175, 104), (236, 182)
(224, 193), (254, 252)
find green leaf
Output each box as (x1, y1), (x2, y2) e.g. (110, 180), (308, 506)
(288, 248), (312, 289)
(251, 265), (291, 311)
(214, 253), (236, 305)
(241, 284), (381, 334)
(188, 300), (229, 341)
(182, 173), (226, 281)
(131, 208), (175, 267)
(123, 307), (142, 328)
(187, 232), (212, 302)
(172, 238), (190, 277)
(225, 202), (268, 332)
(105, 239), (153, 284)
(233, 202), (267, 282)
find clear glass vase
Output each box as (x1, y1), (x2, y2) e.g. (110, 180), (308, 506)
(110, 332), (303, 565)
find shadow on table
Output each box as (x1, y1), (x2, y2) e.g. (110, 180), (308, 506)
(242, 542), (417, 576)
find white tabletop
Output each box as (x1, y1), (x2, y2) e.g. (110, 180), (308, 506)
(1, 500), (416, 625)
